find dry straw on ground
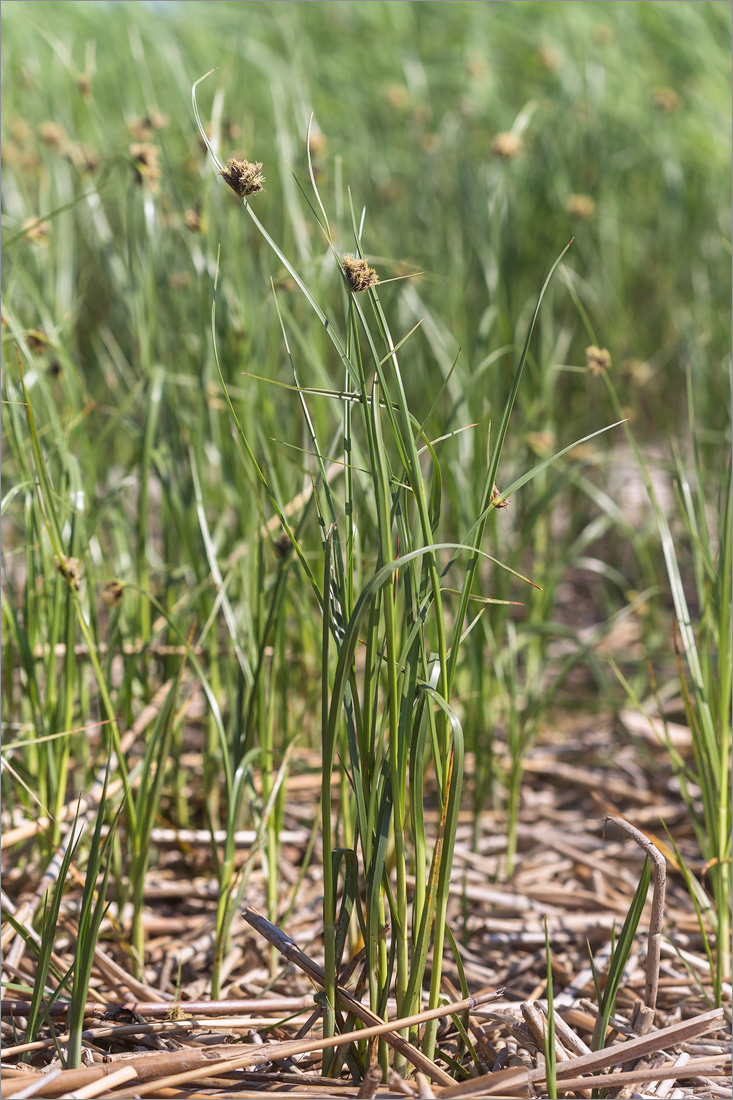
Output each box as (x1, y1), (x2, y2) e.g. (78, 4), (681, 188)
(2, 683), (730, 1099)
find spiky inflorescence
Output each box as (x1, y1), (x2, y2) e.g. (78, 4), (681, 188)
(343, 255), (380, 293)
(220, 158), (265, 197)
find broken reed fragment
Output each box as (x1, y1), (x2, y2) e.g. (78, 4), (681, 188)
(220, 157), (265, 197)
(343, 254), (380, 292)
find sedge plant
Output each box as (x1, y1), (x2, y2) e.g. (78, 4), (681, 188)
(193, 70), (621, 1072)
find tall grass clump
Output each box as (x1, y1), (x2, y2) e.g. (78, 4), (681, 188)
(192, 68), (625, 1068)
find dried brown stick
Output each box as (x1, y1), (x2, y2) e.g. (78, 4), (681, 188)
(0, 996), (315, 1018)
(436, 1065), (531, 1098)
(605, 816), (667, 1034)
(532, 1054), (730, 1094)
(242, 904), (463, 1085)
(520, 1001), (571, 1064)
(96, 986), (502, 1098)
(57, 1064), (138, 1098)
(2, 1015), (309, 1058)
(527, 1007), (723, 1083)
(0, 1051), (232, 1100)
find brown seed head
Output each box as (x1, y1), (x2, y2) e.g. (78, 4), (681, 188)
(9, 119), (31, 146)
(384, 83), (410, 110)
(101, 579), (124, 607)
(343, 255), (380, 293)
(585, 345), (611, 376)
(306, 130), (327, 157)
(66, 142), (100, 173)
(273, 534), (293, 560)
(527, 431), (555, 456)
(168, 271), (192, 290)
(184, 208), (202, 232)
(22, 218), (51, 243)
(466, 55), (489, 80)
(593, 24), (614, 44)
(55, 555), (80, 590)
(490, 485), (510, 509)
(621, 358), (652, 386)
(128, 113), (168, 140)
(26, 329), (47, 353)
(37, 121), (68, 152)
(652, 87), (682, 113)
(220, 157), (265, 197)
(538, 43), (562, 72)
(566, 193), (596, 219)
(491, 132), (523, 160)
(130, 142), (161, 191)
(77, 73), (92, 97)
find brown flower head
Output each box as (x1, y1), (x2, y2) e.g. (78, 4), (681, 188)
(130, 142), (161, 192)
(585, 346), (611, 376)
(384, 83), (410, 110)
(491, 132), (522, 160)
(9, 119), (31, 146)
(306, 129), (327, 158)
(220, 157), (264, 197)
(101, 579), (124, 607)
(593, 24), (614, 44)
(38, 121), (68, 152)
(184, 207), (202, 232)
(538, 43), (562, 72)
(55, 555), (80, 590)
(77, 73), (92, 97)
(621, 358), (652, 386)
(128, 113), (168, 140)
(652, 87), (682, 113)
(343, 255), (380, 293)
(490, 485), (510, 509)
(526, 431), (555, 456)
(22, 218), (51, 244)
(26, 328), (48, 353)
(566, 193), (596, 219)
(273, 534), (293, 560)
(466, 55), (489, 80)
(168, 271), (192, 289)
(67, 142), (100, 173)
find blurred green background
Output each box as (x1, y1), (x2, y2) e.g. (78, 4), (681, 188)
(2, 0), (731, 438)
